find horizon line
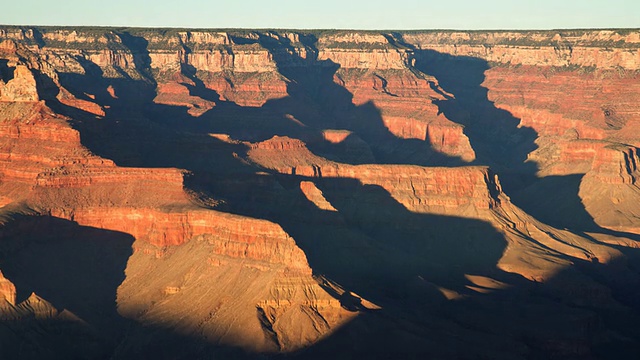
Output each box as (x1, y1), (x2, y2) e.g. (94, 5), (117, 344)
(1, 24), (639, 33)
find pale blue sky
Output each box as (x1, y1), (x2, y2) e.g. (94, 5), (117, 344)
(1, 0), (638, 30)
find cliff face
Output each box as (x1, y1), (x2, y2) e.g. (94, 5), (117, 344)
(404, 30), (640, 69)
(1, 26), (640, 359)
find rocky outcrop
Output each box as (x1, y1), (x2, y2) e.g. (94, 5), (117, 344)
(425, 122), (476, 162)
(55, 207), (310, 267)
(116, 235), (352, 353)
(247, 136), (499, 216)
(316, 32), (410, 70)
(579, 144), (640, 232)
(0, 65), (39, 102)
(305, 164), (501, 214)
(299, 181), (337, 211)
(587, 144), (639, 184)
(333, 67), (476, 161)
(0, 270), (16, 305)
(0, 290), (108, 359)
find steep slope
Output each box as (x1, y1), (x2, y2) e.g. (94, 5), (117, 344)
(0, 38), (353, 357)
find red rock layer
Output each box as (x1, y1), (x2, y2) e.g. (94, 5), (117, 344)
(200, 71), (289, 107)
(0, 100), (187, 207)
(53, 207), (309, 270)
(0, 108), (316, 270)
(483, 66), (640, 139)
(472, 65), (640, 177)
(0, 73), (313, 271)
(153, 77), (216, 116)
(587, 144), (639, 185)
(304, 164), (499, 215)
(335, 68), (475, 161)
(247, 137), (498, 216)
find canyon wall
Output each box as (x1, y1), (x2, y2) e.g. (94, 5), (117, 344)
(404, 30), (640, 69)
(1, 26), (640, 359)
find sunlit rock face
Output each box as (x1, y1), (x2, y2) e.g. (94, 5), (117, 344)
(1, 26), (640, 359)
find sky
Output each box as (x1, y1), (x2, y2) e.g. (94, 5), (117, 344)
(1, 0), (639, 30)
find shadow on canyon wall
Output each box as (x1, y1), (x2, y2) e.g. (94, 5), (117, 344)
(0, 215), (257, 360)
(0, 215), (133, 328)
(401, 39), (640, 244)
(411, 49), (539, 174)
(212, 174), (640, 358)
(0, 59), (15, 82)
(3, 211), (639, 359)
(0, 215), (133, 359)
(249, 33), (465, 166)
(3, 29), (640, 358)
(52, 30), (469, 170)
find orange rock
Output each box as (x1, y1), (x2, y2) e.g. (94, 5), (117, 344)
(587, 144), (639, 184)
(322, 129), (351, 144)
(0, 270), (16, 305)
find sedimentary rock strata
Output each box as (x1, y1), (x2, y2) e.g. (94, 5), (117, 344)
(1, 26), (640, 359)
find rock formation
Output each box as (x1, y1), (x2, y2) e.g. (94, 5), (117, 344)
(1, 26), (640, 359)
(0, 271), (16, 305)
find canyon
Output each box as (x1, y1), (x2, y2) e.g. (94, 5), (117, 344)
(0, 26), (640, 359)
